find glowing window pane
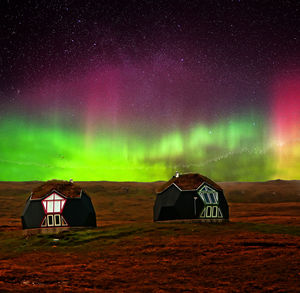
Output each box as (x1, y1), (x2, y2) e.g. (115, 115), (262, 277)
(47, 194), (54, 200)
(54, 201), (60, 213)
(47, 201), (53, 213)
(54, 194), (63, 200)
(42, 193), (66, 214)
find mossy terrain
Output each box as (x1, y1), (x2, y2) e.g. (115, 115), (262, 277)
(0, 222), (299, 258)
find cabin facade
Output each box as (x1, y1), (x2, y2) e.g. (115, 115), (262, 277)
(21, 180), (97, 229)
(154, 173), (229, 222)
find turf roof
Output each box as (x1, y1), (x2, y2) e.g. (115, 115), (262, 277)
(31, 180), (82, 199)
(157, 173), (222, 193)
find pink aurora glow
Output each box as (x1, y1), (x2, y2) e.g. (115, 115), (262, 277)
(271, 74), (300, 145)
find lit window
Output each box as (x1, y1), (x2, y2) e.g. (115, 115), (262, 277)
(42, 193), (66, 214)
(40, 193), (68, 228)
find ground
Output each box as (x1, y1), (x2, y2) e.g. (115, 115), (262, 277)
(0, 180), (299, 292)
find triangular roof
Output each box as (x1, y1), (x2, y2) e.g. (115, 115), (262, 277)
(31, 180), (82, 199)
(157, 173), (222, 193)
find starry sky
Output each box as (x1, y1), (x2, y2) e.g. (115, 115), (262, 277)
(0, 0), (299, 181)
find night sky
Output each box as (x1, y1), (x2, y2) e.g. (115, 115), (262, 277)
(0, 0), (299, 181)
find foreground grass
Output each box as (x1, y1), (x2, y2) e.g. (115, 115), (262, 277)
(0, 221), (299, 258)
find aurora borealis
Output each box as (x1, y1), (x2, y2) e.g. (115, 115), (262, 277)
(0, 1), (299, 181)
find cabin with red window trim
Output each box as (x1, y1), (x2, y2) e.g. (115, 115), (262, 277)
(21, 180), (97, 229)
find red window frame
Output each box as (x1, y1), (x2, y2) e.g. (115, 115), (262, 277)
(40, 192), (69, 228)
(42, 193), (66, 215)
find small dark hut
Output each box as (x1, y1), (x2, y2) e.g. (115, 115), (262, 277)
(21, 180), (97, 229)
(153, 173), (229, 222)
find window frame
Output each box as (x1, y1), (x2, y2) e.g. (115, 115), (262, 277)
(42, 193), (66, 215)
(212, 206), (218, 218)
(47, 215), (54, 226)
(198, 185), (219, 205)
(40, 192), (69, 228)
(198, 185), (223, 219)
(54, 214), (61, 226)
(206, 206), (212, 217)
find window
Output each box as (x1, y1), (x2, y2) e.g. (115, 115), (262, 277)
(206, 206), (211, 217)
(198, 185), (223, 219)
(198, 186), (218, 204)
(209, 193), (217, 204)
(212, 206), (218, 218)
(40, 214), (68, 228)
(200, 207), (223, 219)
(47, 215), (54, 226)
(54, 214), (61, 226)
(42, 193), (66, 214)
(41, 193), (68, 228)
(204, 193), (210, 204)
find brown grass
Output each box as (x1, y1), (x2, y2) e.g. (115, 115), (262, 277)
(0, 180), (299, 292)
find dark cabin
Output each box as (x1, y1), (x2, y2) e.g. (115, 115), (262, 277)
(21, 180), (97, 229)
(153, 173), (229, 222)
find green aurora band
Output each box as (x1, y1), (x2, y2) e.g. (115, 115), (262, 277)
(0, 114), (277, 182)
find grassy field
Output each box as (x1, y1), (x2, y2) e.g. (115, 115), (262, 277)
(0, 180), (299, 292)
